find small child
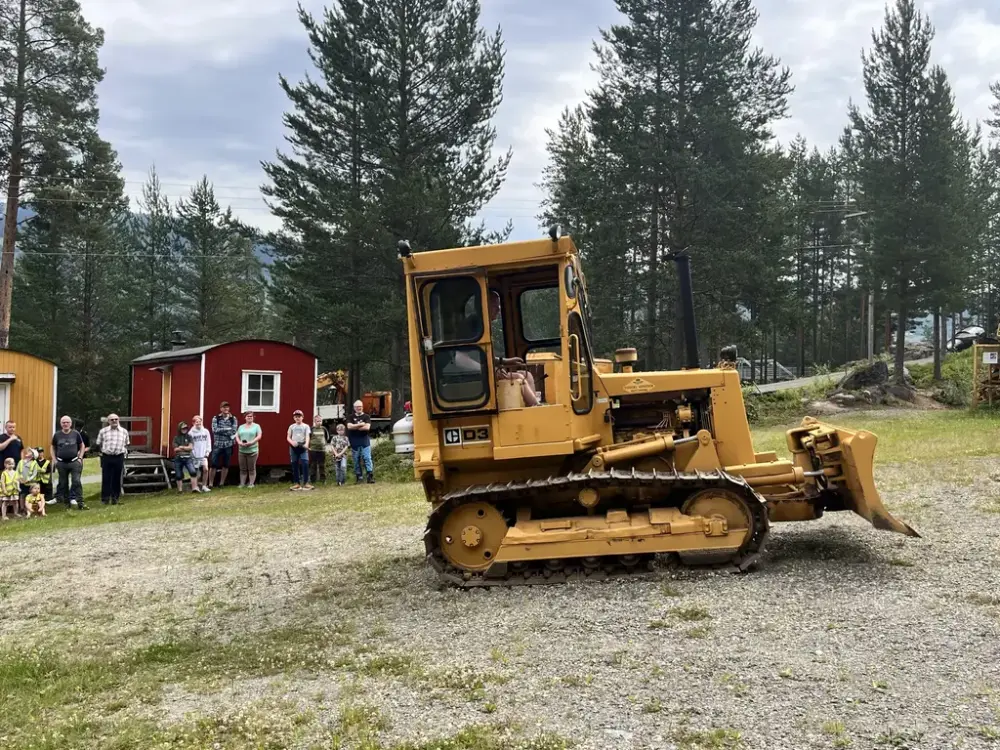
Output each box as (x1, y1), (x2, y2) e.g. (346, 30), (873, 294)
(35, 447), (55, 505)
(330, 423), (350, 487)
(1, 457), (19, 520)
(16, 447), (38, 516)
(24, 483), (46, 517)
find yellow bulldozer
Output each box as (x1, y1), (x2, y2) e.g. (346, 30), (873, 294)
(398, 229), (918, 587)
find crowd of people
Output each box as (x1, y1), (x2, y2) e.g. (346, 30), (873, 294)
(0, 398), (379, 516)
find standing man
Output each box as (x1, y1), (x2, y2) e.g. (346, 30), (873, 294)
(188, 415), (212, 493)
(346, 400), (374, 484)
(209, 401), (238, 488)
(95, 414), (129, 505)
(51, 415), (86, 510)
(0, 421), (22, 468)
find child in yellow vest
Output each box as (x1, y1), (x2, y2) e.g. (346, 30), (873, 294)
(25, 483), (45, 517)
(1, 457), (18, 520)
(34, 447), (53, 505)
(16, 447), (38, 516)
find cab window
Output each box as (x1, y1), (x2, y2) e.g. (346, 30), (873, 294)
(425, 276), (490, 409)
(430, 277), (483, 344)
(519, 287), (560, 342)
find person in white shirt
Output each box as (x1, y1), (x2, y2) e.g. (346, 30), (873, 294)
(188, 415), (212, 493)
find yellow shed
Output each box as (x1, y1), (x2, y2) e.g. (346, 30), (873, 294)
(0, 349), (57, 451)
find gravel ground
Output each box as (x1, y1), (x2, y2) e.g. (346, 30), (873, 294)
(1, 456), (998, 750)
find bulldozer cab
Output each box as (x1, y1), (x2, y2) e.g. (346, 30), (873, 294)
(408, 244), (609, 462)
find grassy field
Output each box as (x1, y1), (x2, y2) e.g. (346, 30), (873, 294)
(1, 407), (998, 749)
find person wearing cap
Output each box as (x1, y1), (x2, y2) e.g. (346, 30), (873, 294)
(96, 413), (130, 505)
(209, 401), (238, 488)
(172, 421), (201, 493)
(286, 410), (312, 490)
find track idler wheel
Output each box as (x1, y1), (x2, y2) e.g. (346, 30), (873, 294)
(438, 501), (508, 572)
(677, 488), (756, 566)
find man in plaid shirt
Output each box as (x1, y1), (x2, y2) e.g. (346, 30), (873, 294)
(208, 401), (238, 488)
(96, 414), (130, 505)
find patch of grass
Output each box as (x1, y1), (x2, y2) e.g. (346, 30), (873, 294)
(331, 702), (391, 748)
(875, 729), (925, 747)
(751, 409), (1000, 466)
(909, 349), (973, 405)
(390, 724), (574, 750)
(558, 674), (594, 688)
(685, 626), (712, 639)
(822, 720), (846, 734)
(887, 557), (915, 568)
(188, 547), (230, 564)
(642, 698), (663, 714)
(978, 726), (1000, 740)
(967, 593), (1000, 607)
(669, 606), (711, 622)
(674, 727), (744, 749)
(0, 475), (427, 542)
(661, 583), (683, 597)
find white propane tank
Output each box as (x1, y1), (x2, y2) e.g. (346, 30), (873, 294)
(393, 412), (414, 454)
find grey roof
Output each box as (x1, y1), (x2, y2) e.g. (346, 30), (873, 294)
(130, 344), (218, 365)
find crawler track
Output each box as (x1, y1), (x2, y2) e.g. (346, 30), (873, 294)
(423, 468), (770, 588)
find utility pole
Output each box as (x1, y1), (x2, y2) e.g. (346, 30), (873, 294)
(844, 210), (872, 362)
(867, 291), (874, 361)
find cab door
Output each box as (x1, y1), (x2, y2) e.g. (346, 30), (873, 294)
(414, 272), (497, 418)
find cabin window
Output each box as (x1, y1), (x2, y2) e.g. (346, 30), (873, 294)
(429, 277), (483, 344)
(241, 370), (281, 413)
(519, 286), (560, 342)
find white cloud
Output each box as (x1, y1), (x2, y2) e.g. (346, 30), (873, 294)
(79, 0), (1000, 241)
(81, 0), (302, 57)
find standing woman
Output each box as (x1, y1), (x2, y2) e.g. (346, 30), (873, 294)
(235, 412), (262, 488)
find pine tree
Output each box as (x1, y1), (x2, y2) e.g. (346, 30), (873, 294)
(848, 0), (935, 384)
(175, 177), (268, 344)
(130, 166), (181, 352)
(11, 132), (133, 424)
(915, 68), (977, 380)
(263, 0), (510, 412)
(540, 0), (792, 369)
(0, 0), (106, 348)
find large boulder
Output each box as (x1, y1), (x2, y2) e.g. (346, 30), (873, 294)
(838, 360), (889, 391)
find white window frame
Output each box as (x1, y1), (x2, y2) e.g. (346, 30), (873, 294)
(241, 370), (282, 413)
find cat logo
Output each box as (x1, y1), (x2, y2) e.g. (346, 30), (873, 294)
(622, 377), (654, 394)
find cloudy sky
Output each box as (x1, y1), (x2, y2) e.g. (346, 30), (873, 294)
(80, 0), (1000, 242)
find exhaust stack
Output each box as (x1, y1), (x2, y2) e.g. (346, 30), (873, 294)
(670, 250), (700, 370)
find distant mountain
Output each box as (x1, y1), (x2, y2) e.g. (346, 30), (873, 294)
(1, 203), (272, 267)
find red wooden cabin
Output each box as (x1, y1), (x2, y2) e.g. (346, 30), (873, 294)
(128, 339), (318, 470)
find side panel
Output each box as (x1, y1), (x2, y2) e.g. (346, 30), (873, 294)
(710, 370), (757, 466)
(202, 342), (318, 468)
(0, 351), (56, 451)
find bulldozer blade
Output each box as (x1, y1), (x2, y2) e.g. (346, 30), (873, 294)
(825, 423), (920, 538)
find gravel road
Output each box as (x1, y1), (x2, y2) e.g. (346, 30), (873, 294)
(1, 455), (998, 749)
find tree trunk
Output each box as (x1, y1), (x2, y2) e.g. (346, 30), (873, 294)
(645, 200), (659, 371)
(894, 289), (907, 386)
(0, 0), (29, 350)
(772, 324), (778, 382)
